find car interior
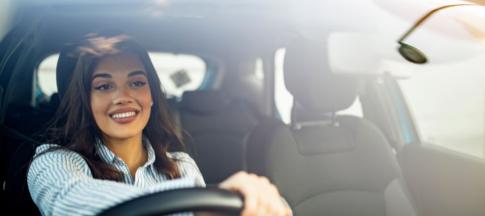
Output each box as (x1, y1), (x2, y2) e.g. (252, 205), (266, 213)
(246, 38), (416, 215)
(1, 0), (485, 215)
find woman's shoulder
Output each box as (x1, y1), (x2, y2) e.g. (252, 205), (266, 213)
(168, 151), (205, 186)
(35, 143), (61, 153)
(32, 144), (86, 164)
(35, 143), (72, 154)
(29, 144), (92, 177)
(167, 151), (195, 164)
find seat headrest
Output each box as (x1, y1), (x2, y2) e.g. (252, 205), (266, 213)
(56, 45), (78, 100)
(284, 38), (358, 114)
(180, 91), (231, 114)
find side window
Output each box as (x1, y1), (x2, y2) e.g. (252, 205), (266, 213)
(38, 55), (59, 97)
(149, 53), (207, 98)
(398, 55), (485, 158)
(37, 52), (207, 99)
(274, 48), (293, 124)
(274, 48), (362, 124)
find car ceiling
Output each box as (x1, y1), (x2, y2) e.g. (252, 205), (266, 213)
(9, 0), (296, 59)
(4, 0), (485, 71)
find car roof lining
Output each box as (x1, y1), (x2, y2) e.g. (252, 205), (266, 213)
(15, 4), (292, 58)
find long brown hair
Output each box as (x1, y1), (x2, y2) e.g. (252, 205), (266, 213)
(42, 34), (183, 181)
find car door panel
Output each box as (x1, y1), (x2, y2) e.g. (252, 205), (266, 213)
(399, 143), (485, 216)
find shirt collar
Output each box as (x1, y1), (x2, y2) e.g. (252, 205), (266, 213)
(142, 136), (156, 168)
(95, 138), (117, 164)
(95, 136), (156, 167)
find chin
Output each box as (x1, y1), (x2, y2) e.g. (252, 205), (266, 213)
(104, 130), (143, 140)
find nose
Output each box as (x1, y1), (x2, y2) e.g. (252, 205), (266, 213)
(112, 86), (134, 105)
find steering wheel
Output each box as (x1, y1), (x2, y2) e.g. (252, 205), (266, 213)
(99, 187), (244, 216)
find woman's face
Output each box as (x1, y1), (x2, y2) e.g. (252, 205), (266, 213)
(90, 52), (152, 141)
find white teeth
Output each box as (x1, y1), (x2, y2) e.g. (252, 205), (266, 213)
(111, 111), (136, 119)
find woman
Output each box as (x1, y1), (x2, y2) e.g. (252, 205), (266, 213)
(27, 34), (291, 216)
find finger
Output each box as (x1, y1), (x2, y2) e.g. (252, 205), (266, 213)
(254, 189), (273, 216)
(259, 202), (273, 216)
(268, 196), (286, 216)
(246, 179), (273, 216)
(258, 176), (271, 185)
(261, 183), (286, 216)
(241, 186), (258, 216)
(254, 181), (281, 216)
(286, 206), (293, 216)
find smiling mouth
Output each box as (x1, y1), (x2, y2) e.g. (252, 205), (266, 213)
(110, 111), (137, 119)
(109, 111), (139, 124)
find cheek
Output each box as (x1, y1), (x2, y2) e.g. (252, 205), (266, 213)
(138, 87), (153, 109)
(90, 93), (109, 120)
(137, 88), (153, 124)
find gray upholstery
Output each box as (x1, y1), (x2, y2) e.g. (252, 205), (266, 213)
(179, 90), (259, 184)
(246, 38), (416, 215)
(56, 45), (78, 100)
(179, 91), (231, 115)
(284, 38), (358, 114)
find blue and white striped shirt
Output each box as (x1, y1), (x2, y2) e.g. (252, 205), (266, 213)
(27, 138), (206, 216)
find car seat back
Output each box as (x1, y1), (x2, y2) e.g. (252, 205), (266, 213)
(247, 38), (417, 216)
(179, 90), (259, 184)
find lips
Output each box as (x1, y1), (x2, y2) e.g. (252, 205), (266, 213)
(109, 108), (140, 124)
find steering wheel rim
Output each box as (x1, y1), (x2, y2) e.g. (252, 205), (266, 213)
(99, 187), (244, 216)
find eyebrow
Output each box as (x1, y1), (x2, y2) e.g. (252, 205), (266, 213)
(91, 73), (111, 80)
(91, 70), (146, 80)
(128, 70), (147, 77)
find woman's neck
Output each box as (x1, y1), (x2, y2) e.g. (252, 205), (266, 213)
(102, 133), (147, 177)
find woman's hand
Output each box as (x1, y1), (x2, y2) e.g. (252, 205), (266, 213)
(219, 171), (292, 216)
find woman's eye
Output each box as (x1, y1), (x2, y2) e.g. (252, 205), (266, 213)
(94, 83), (113, 91)
(130, 80), (147, 88)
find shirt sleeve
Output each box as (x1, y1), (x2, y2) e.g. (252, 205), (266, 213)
(27, 146), (198, 216)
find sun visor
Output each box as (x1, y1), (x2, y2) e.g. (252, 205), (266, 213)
(328, 32), (401, 76)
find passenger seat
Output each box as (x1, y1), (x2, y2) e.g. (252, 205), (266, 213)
(179, 90), (259, 184)
(246, 38), (417, 216)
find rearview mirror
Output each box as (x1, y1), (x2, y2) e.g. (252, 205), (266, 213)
(396, 3), (481, 64)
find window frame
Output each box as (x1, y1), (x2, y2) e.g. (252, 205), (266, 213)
(363, 73), (421, 151)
